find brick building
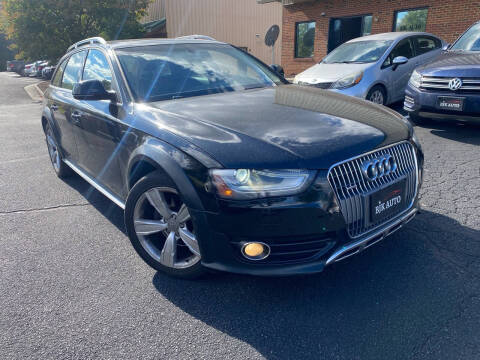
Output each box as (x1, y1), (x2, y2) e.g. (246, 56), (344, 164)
(260, 0), (480, 76)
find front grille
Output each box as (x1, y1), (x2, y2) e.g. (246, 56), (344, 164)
(298, 81), (333, 89)
(327, 142), (418, 238)
(421, 76), (480, 91)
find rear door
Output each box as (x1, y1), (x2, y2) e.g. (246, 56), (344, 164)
(72, 48), (125, 196)
(412, 35), (443, 67)
(48, 51), (87, 162)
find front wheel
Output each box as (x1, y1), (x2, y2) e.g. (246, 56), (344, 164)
(367, 86), (387, 105)
(125, 172), (205, 279)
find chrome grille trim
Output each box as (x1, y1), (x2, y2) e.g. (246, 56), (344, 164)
(327, 141), (418, 239)
(421, 76), (480, 91)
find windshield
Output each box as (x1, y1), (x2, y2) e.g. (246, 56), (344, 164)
(323, 40), (393, 64)
(451, 23), (480, 51)
(116, 43), (282, 102)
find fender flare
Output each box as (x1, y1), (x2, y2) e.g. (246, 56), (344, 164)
(126, 137), (207, 212)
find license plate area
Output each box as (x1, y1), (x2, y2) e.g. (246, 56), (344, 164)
(368, 178), (407, 224)
(437, 96), (464, 111)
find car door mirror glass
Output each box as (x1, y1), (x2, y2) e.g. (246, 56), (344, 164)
(73, 80), (116, 101)
(392, 56), (408, 70)
(442, 43), (451, 51)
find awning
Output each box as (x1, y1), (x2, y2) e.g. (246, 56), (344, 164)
(143, 18), (166, 33)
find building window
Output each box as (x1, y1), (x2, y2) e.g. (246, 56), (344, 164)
(362, 15), (372, 36)
(394, 8), (428, 32)
(295, 21), (315, 58)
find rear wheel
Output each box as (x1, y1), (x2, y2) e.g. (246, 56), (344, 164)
(125, 172), (205, 279)
(45, 123), (73, 178)
(367, 85), (387, 105)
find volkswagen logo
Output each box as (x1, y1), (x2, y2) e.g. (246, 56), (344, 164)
(362, 154), (397, 181)
(448, 78), (463, 91)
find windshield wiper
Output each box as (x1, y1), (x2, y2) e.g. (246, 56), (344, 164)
(326, 61), (368, 64)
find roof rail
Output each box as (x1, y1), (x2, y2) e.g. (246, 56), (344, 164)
(176, 35), (216, 41)
(67, 37), (107, 52)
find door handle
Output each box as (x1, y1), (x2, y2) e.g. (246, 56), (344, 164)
(71, 111), (82, 126)
(51, 104), (58, 111)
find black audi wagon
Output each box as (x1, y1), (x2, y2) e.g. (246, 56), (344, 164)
(42, 36), (424, 278)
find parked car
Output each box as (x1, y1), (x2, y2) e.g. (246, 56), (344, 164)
(23, 63), (35, 76)
(6, 60), (25, 73)
(29, 60), (46, 77)
(293, 32), (444, 105)
(34, 61), (49, 77)
(42, 65), (56, 80)
(42, 37), (423, 278)
(405, 21), (480, 124)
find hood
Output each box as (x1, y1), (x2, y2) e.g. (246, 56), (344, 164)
(141, 85), (410, 169)
(417, 51), (480, 77)
(294, 62), (371, 84)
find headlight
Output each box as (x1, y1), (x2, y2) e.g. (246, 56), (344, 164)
(411, 131), (422, 151)
(330, 72), (363, 89)
(210, 169), (315, 200)
(409, 70), (422, 88)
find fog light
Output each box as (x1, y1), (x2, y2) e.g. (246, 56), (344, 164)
(241, 242), (270, 261)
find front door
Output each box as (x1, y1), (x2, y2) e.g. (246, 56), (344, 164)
(72, 49), (125, 196)
(382, 37), (416, 102)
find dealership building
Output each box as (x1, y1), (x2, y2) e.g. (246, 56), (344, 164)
(259, 0), (480, 76)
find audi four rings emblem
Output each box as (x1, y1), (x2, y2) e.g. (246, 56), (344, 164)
(448, 78), (463, 91)
(362, 154), (397, 181)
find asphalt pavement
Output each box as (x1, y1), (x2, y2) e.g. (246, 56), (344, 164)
(0, 71), (479, 360)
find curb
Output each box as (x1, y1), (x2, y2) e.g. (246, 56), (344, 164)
(24, 83), (44, 103)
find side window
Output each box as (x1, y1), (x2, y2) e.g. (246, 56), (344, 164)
(52, 60), (67, 87)
(383, 38), (414, 67)
(82, 49), (113, 91)
(61, 51), (87, 90)
(415, 36), (440, 56)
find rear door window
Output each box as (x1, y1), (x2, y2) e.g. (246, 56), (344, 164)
(414, 36), (441, 56)
(52, 60), (67, 87)
(61, 51), (87, 90)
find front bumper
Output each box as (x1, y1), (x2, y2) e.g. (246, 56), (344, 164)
(404, 84), (480, 123)
(191, 144), (423, 276)
(330, 84), (369, 100)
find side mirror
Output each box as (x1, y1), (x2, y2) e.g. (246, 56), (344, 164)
(73, 80), (116, 101)
(442, 43), (451, 51)
(392, 56), (408, 71)
(270, 64), (284, 77)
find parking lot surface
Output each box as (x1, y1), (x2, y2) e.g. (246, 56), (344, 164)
(0, 71), (479, 359)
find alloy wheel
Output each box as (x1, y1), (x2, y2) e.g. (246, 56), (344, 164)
(46, 126), (61, 172)
(369, 90), (384, 105)
(133, 187), (201, 269)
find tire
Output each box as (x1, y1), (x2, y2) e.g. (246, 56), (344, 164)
(44, 122), (73, 178)
(367, 85), (387, 105)
(125, 171), (205, 279)
(409, 113), (428, 126)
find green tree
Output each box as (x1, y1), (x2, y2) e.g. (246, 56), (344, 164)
(0, 32), (15, 67)
(1, 0), (151, 62)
